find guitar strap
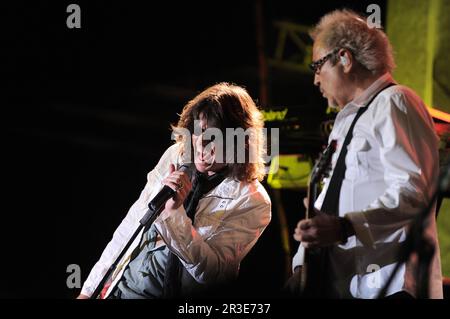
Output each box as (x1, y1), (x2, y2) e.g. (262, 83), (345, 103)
(320, 82), (396, 215)
(319, 83), (396, 298)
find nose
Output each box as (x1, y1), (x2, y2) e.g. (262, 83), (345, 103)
(314, 72), (320, 87)
(194, 133), (212, 160)
(194, 134), (204, 154)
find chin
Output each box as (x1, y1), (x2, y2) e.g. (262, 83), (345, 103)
(194, 162), (211, 173)
(327, 97), (336, 107)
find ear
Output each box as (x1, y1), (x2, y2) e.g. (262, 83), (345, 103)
(338, 49), (352, 73)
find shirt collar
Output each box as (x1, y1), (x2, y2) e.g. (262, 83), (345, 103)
(350, 72), (396, 108)
(203, 177), (241, 199)
(335, 73), (395, 121)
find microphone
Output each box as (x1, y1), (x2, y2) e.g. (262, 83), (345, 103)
(148, 164), (192, 212)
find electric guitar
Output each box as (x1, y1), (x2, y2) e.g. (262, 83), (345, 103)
(299, 140), (336, 298)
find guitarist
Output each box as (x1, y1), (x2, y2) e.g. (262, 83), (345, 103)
(291, 9), (442, 299)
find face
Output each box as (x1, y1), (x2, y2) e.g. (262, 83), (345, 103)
(191, 113), (227, 175)
(312, 43), (350, 109)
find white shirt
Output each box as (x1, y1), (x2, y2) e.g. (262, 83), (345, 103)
(81, 143), (271, 298)
(293, 73), (443, 298)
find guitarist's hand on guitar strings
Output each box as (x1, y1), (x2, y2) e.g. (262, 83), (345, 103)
(293, 213), (345, 248)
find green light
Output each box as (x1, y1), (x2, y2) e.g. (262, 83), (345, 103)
(267, 154), (312, 189)
(262, 108), (288, 122)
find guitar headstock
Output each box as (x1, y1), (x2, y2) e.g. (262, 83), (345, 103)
(310, 140), (337, 184)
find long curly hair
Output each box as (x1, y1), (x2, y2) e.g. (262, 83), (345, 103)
(172, 82), (266, 183)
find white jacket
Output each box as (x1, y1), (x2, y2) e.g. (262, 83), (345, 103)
(81, 143), (272, 298)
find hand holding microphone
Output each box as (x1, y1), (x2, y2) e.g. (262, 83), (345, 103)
(162, 164), (193, 212)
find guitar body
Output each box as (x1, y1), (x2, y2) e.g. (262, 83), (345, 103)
(301, 246), (329, 297)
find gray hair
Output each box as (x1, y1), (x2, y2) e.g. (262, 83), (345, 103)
(310, 9), (395, 75)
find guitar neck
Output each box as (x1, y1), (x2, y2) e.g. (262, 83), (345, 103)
(299, 140), (336, 297)
(305, 182), (318, 219)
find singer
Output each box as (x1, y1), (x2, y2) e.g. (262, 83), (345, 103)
(77, 83), (271, 299)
